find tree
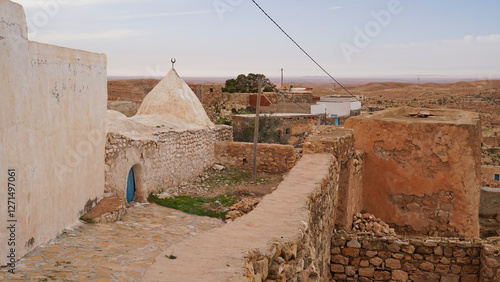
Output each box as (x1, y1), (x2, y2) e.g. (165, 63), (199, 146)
(222, 73), (276, 93)
(233, 115), (288, 144)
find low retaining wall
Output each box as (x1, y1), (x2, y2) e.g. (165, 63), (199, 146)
(331, 233), (500, 281)
(215, 142), (299, 173)
(143, 153), (339, 281)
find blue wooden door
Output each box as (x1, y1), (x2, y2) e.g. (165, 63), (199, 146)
(495, 174), (499, 182)
(127, 168), (135, 203)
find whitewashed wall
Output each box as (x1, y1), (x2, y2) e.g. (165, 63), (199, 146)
(311, 102), (351, 117)
(0, 0), (107, 265)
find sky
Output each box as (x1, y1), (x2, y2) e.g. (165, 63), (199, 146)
(11, 0), (500, 81)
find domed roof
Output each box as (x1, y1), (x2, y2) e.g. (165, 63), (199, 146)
(136, 68), (213, 127)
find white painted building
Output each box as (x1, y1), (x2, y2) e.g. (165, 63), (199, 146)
(1, 0), (107, 265)
(311, 96), (362, 117)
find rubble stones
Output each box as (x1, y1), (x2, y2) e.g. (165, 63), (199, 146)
(352, 212), (397, 236)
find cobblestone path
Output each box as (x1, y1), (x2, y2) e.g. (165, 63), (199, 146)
(0, 203), (224, 281)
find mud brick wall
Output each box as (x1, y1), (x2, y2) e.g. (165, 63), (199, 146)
(215, 142), (299, 173)
(331, 233), (485, 282)
(345, 108), (482, 238)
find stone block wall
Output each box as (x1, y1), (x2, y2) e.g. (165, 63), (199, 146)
(303, 126), (356, 163)
(481, 241), (500, 281)
(105, 128), (218, 201)
(264, 93), (314, 104)
(215, 142), (299, 173)
(330, 233), (500, 282)
(245, 154), (339, 281)
(303, 126), (364, 231)
(214, 124), (234, 142)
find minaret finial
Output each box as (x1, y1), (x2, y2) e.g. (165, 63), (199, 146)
(171, 58), (176, 69)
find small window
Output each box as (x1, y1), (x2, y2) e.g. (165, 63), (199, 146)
(285, 128), (291, 135)
(210, 88), (214, 93)
(495, 174), (500, 181)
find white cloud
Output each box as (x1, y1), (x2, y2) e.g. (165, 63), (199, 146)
(13, 0), (128, 9)
(386, 34), (500, 49)
(29, 29), (140, 42)
(103, 10), (212, 20)
(329, 6), (342, 10)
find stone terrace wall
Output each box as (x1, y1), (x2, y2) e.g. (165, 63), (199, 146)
(330, 233), (500, 281)
(265, 93), (313, 104)
(303, 126), (363, 230)
(215, 142), (299, 173)
(143, 154), (339, 281)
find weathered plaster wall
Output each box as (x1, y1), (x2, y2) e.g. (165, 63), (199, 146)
(0, 0), (106, 265)
(215, 142), (299, 173)
(105, 125), (232, 201)
(345, 108), (482, 238)
(330, 233), (500, 281)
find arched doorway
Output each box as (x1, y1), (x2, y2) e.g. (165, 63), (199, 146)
(126, 167), (135, 203)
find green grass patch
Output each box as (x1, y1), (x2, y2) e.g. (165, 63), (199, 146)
(148, 194), (236, 219)
(201, 169), (254, 187)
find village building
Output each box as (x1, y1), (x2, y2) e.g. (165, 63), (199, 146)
(105, 68), (232, 202)
(0, 0), (107, 264)
(2, 2), (500, 281)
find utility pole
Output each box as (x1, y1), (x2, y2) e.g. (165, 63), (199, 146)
(252, 77), (263, 182)
(281, 68), (284, 88)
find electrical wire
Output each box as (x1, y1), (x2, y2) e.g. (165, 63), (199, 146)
(250, 0), (360, 102)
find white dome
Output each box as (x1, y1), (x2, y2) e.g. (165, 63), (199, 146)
(136, 68), (213, 127)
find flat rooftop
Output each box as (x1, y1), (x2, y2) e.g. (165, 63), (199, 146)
(356, 107), (480, 125)
(233, 113), (318, 119)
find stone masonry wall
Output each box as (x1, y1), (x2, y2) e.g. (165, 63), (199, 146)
(264, 93), (313, 104)
(215, 142), (299, 173)
(245, 154), (338, 281)
(303, 126), (363, 231)
(105, 128), (217, 202)
(214, 124), (234, 142)
(330, 233), (500, 282)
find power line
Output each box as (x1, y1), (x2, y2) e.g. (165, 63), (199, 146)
(250, 0), (360, 102)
